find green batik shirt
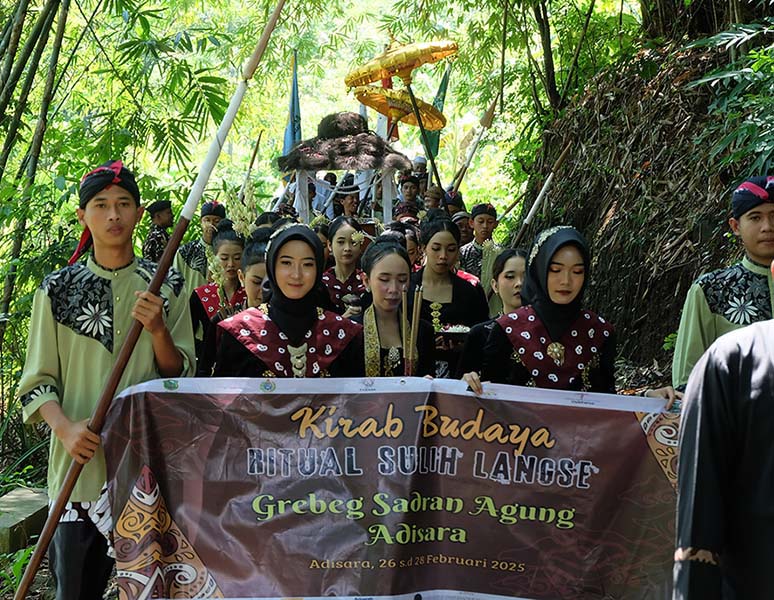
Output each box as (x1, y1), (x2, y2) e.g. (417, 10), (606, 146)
(672, 256), (774, 389)
(174, 238), (208, 302)
(17, 256), (195, 502)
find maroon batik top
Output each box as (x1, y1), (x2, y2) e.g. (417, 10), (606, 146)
(321, 267), (366, 313)
(217, 306), (362, 377)
(493, 305), (614, 391)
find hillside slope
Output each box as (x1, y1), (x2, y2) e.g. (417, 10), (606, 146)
(518, 45), (749, 371)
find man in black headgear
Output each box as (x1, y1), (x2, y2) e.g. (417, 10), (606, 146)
(173, 200), (226, 300)
(459, 203), (500, 279)
(672, 176), (774, 392)
(400, 174), (422, 210)
(16, 160), (195, 600)
(141, 199), (173, 262)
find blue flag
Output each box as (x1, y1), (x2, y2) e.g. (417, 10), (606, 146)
(283, 50), (302, 156)
(426, 63), (451, 161)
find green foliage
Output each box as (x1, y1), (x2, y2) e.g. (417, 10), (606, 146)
(662, 332), (678, 352)
(0, 546), (35, 595)
(0, 465), (39, 496)
(0, 0), (647, 481)
(688, 18), (774, 174)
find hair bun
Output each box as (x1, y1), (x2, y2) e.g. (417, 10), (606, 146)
(216, 218), (235, 233)
(247, 227), (272, 246)
(423, 208), (452, 223)
(374, 230), (406, 248)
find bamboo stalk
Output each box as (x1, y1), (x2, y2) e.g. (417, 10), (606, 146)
(237, 129), (264, 204)
(0, 0), (67, 355)
(0, 0), (30, 92)
(0, 4), (56, 181)
(510, 141), (572, 249)
(0, 0), (58, 123)
(13, 2), (287, 598)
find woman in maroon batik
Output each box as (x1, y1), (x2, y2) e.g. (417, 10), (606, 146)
(190, 220), (246, 353)
(214, 224), (363, 378)
(321, 216), (367, 317)
(480, 226), (616, 392)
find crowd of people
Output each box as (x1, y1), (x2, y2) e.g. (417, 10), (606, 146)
(14, 157), (774, 599)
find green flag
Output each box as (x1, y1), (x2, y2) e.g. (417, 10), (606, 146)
(425, 64), (451, 161)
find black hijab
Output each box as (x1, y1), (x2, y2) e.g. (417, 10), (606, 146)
(521, 226), (590, 341)
(265, 224), (327, 345)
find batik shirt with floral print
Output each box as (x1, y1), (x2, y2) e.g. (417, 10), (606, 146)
(672, 256), (773, 389)
(17, 256), (195, 504)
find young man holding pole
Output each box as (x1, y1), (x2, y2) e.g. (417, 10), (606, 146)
(17, 161), (195, 600)
(459, 203), (500, 279)
(672, 176), (774, 391)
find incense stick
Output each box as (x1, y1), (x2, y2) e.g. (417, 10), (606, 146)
(401, 288), (409, 375)
(408, 286), (423, 374)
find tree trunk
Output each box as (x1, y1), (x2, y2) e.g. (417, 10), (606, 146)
(0, 5), (56, 182)
(532, 0), (561, 111)
(0, 0), (58, 125)
(0, 0), (70, 353)
(0, 0), (30, 92)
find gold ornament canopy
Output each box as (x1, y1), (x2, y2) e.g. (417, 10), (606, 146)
(345, 40), (458, 87)
(353, 86), (446, 131)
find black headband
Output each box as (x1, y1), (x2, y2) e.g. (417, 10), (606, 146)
(78, 160), (140, 208)
(732, 176), (774, 219)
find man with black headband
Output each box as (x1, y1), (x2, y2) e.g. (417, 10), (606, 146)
(16, 160), (195, 600)
(459, 203), (500, 279)
(674, 258), (774, 598)
(173, 200), (226, 300)
(672, 176), (774, 391)
(142, 199), (172, 262)
(399, 174), (423, 211)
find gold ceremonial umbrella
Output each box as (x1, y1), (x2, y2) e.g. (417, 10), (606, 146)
(345, 40), (458, 87)
(354, 86), (447, 131)
(347, 40), (457, 191)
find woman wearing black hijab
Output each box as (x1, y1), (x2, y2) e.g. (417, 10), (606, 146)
(213, 224), (363, 377)
(478, 226), (617, 392)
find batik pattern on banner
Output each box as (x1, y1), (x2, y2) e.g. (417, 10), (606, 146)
(637, 411), (680, 490)
(112, 465), (223, 599)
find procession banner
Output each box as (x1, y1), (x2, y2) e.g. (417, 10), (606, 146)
(102, 377), (679, 600)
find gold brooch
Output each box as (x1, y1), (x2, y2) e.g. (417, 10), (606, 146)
(547, 342), (565, 366)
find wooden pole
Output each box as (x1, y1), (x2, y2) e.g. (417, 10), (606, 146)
(451, 93), (499, 194)
(404, 83), (443, 191)
(497, 189), (528, 222)
(401, 289), (409, 375)
(13, 1), (287, 597)
(509, 141), (572, 249)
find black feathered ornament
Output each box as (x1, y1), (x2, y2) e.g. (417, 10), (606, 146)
(278, 112), (411, 172)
